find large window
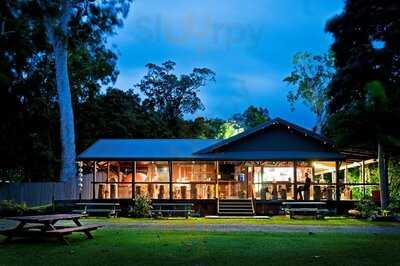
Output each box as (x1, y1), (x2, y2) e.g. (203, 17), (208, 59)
(172, 162), (216, 199)
(94, 161), (132, 199)
(253, 161), (295, 200)
(135, 161), (170, 199)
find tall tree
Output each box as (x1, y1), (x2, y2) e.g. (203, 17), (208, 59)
(136, 61), (215, 137)
(326, 0), (400, 208)
(34, 0), (132, 181)
(0, 0), (131, 181)
(283, 52), (335, 133)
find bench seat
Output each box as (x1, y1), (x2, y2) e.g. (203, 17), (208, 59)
(46, 224), (103, 235)
(74, 203), (120, 217)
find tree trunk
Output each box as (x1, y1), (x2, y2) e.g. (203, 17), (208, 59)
(51, 35), (77, 182)
(313, 113), (325, 134)
(378, 141), (389, 208)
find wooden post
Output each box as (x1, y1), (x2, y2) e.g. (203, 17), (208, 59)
(335, 161), (341, 201)
(169, 161), (173, 200)
(378, 142), (389, 208)
(92, 161), (96, 200)
(132, 161), (136, 199)
(293, 161), (297, 200)
(361, 160), (366, 197)
(216, 161), (219, 199)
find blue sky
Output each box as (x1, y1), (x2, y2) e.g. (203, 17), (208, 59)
(109, 0), (344, 129)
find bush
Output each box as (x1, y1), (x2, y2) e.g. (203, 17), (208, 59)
(387, 198), (400, 215)
(131, 195), (152, 217)
(0, 200), (29, 217)
(356, 197), (379, 218)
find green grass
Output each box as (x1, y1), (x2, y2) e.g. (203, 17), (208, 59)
(84, 216), (399, 227)
(1, 229), (400, 266)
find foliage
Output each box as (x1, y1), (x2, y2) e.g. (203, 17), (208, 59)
(0, 0), (132, 180)
(387, 198), (400, 215)
(231, 105), (270, 130)
(217, 121), (244, 139)
(283, 51), (335, 132)
(135, 61), (215, 137)
(217, 105), (270, 139)
(355, 197), (379, 218)
(131, 194), (152, 218)
(389, 160), (400, 199)
(0, 200), (29, 216)
(325, 0), (400, 152)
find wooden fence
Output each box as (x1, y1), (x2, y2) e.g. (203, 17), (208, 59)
(0, 180), (91, 206)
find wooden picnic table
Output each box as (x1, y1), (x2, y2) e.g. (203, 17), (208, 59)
(0, 214), (102, 245)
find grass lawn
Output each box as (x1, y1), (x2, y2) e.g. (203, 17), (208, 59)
(1, 229), (400, 266)
(85, 216), (400, 227)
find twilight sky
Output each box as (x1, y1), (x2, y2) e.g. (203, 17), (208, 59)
(109, 0), (344, 129)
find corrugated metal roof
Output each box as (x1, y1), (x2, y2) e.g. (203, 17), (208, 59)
(78, 140), (344, 161)
(77, 139), (220, 161)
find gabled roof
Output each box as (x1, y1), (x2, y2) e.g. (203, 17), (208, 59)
(77, 117), (345, 161)
(195, 117), (335, 154)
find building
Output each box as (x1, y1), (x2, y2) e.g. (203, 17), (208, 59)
(77, 118), (377, 215)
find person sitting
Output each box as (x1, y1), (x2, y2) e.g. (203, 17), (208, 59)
(296, 173), (311, 200)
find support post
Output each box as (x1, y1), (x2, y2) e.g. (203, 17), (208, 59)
(335, 161), (341, 201)
(168, 161), (173, 200)
(362, 160), (366, 197)
(216, 161), (219, 199)
(92, 161), (96, 200)
(378, 142), (389, 208)
(132, 161), (136, 199)
(293, 161), (297, 200)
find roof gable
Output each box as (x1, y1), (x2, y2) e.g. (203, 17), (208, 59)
(195, 118), (337, 154)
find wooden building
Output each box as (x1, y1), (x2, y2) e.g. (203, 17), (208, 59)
(77, 118), (377, 215)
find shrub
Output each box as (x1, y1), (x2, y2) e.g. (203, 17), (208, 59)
(387, 198), (400, 215)
(356, 197), (379, 218)
(0, 200), (29, 216)
(131, 195), (152, 217)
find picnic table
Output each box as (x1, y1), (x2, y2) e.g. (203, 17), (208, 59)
(0, 214), (102, 245)
(151, 203), (194, 218)
(282, 202), (330, 219)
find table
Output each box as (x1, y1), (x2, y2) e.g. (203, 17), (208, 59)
(0, 214), (102, 245)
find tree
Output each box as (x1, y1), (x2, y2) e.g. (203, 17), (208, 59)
(34, 0), (132, 181)
(232, 105), (270, 130)
(217, 105), (270, 139)
(325, 0), (400, 208)
(283, 51), (335, 133)
(135, 61), (215, 137)
(0, 1), (131, 181)
(76, 88), (168, 152)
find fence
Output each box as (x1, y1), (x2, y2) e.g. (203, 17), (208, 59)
(0, 180), (88, 206)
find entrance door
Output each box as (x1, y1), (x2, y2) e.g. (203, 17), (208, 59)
(217, 163), (248, 199)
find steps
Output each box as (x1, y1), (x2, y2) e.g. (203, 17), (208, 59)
(217, 199), (255, 216)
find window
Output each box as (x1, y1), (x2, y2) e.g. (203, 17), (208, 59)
(135, 161), (170, 199)
(172, 162), (216, 199)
